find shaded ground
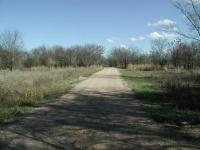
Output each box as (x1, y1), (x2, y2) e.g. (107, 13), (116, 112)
(0, 68), (200, 150)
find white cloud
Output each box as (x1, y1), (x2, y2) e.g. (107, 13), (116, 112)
(129, 36), (145, 41)
(167, 27), (179, 32)
(120, 44), (129, 49)
(148, 32), (177, 40)
(148, 19), (176, 27)
(185, 0), (200, 5)
(174, 0), (200, 5)
(107, 39), (114, 43)
(107, 37), (120, 43)
(149, 32), (163, 39)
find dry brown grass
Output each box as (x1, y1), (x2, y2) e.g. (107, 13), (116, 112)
(0, 66), (102, 121)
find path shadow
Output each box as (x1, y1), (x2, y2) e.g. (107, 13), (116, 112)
(0, 91), (200, 150)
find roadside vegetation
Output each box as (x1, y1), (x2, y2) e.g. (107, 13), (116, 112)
(0, 66), (102, 122)
(0, 26), (104, 122)
(121, 66), (200, 125)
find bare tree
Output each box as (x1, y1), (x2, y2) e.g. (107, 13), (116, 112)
(52, 46), (66, 67)
(190, 40), (200, 67)
(0, 30), (23, 70)
(174, 0), (200, 41)
(150, 39), (168, 66)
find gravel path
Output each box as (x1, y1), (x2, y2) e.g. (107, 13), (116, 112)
(0, 68), (199, 150)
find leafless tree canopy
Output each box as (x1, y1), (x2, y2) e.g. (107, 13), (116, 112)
(0, 30), (104, 69)
(107, 47), (149, 68)
(174, 0), (200, 41)
(0, 30), (23, 70)
(150, 39), (168, 66)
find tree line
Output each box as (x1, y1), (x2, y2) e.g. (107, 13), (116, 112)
(24, 44), (104, 68)
(0, 29), (200, 70)
(0, 30), (104, 70)
(108, 38), (200, 69)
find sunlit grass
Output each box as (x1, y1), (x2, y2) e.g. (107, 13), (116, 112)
(0, 66), (103, 122)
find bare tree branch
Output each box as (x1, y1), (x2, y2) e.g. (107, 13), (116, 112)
(173, 0), (200, 41)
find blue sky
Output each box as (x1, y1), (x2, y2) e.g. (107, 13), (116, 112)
(0, 0), (186, 54)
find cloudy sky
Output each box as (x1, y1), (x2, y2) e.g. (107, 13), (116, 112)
(0, 0), (189, 53)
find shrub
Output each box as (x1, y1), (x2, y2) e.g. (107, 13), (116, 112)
(162, 72), (200, 110)
(128, 64), (164, 71)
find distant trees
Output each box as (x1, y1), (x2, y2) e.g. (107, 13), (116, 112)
(106, 38), (200, 70)
(0, 30), (105, 70)
(0, 28), (199, 71)
(66, 44), (104, 67)
(108, 47), (131, 68)
(22, 44), (104, 68)
(108, 47), (145, 68)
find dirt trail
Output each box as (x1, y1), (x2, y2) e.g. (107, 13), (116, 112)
(0, 68), (199, 150)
